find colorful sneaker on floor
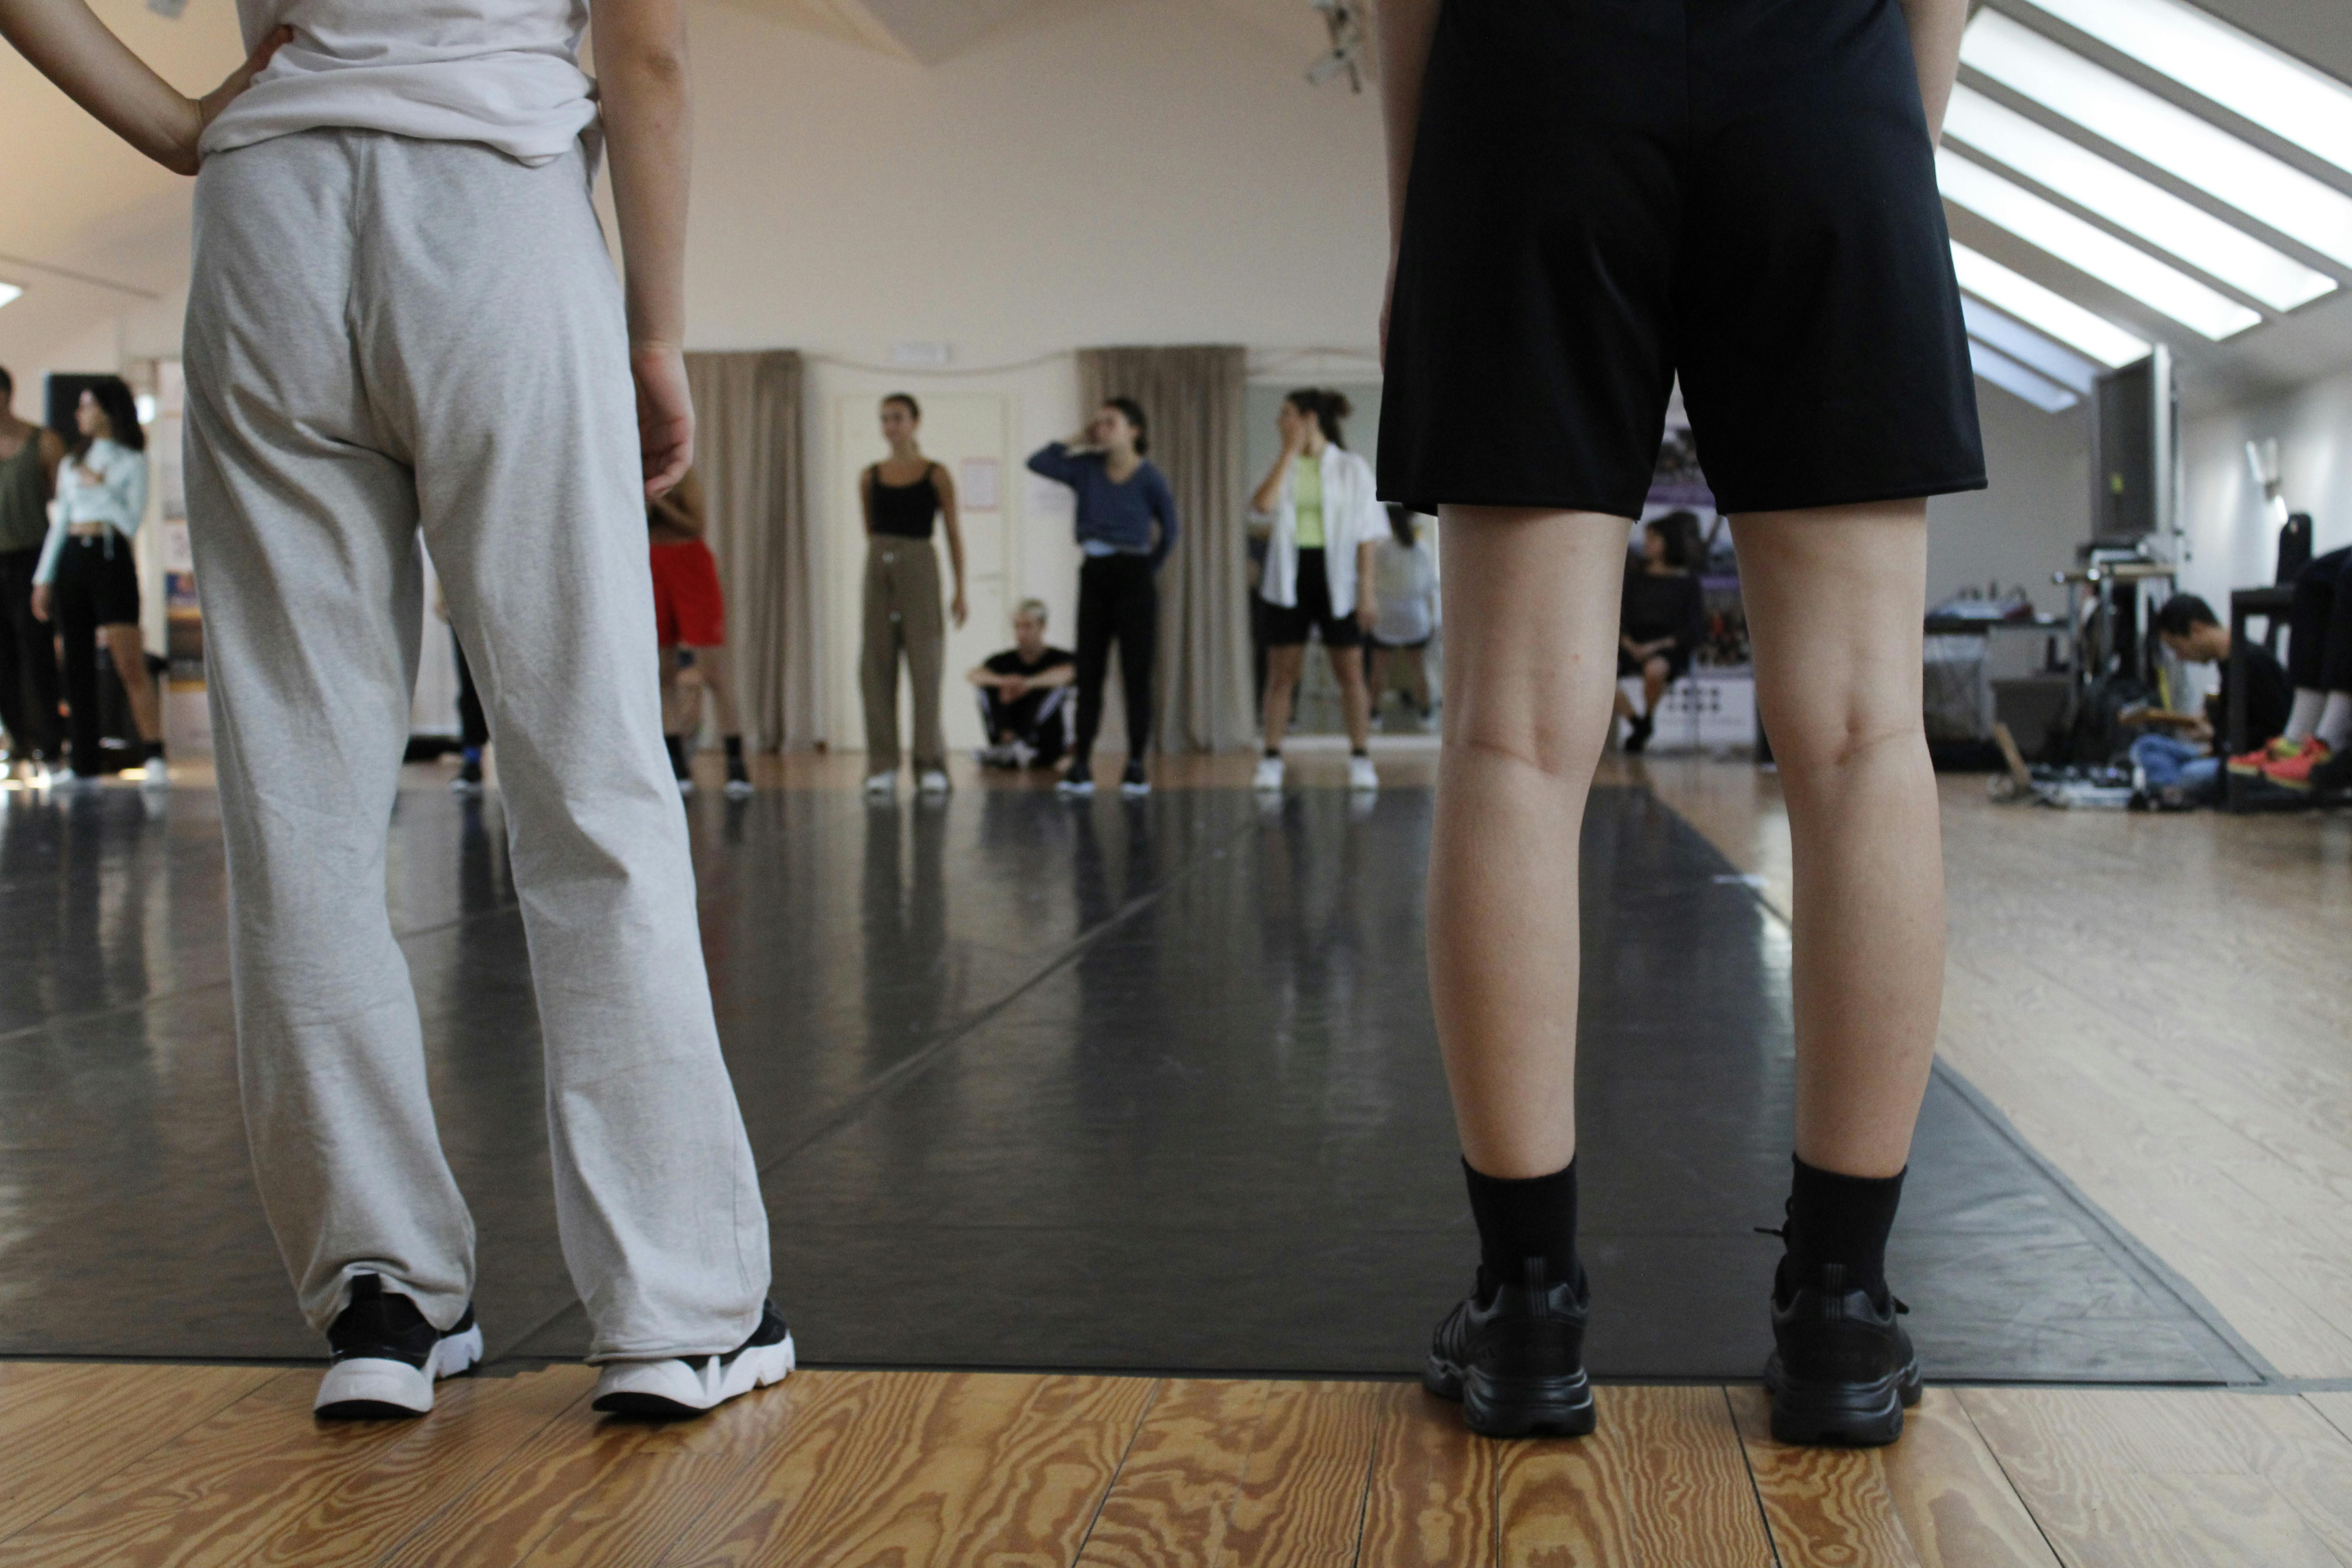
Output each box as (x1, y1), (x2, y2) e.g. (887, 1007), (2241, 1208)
(1763, 1263), (1920, 1446)
(591, 1300), (794, 1419)
(1424, 1259), (1595, 1439)
(315, 1273), (483, 1419)
(2261, 739), (2335, 791)
(2228, 735), (2305, 776)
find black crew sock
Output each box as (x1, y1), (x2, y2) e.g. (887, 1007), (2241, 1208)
(1351, 747), (1369, 759)
(722, 735), (744, 762)
(142, 739), (165, 762)
(1462, 1157), (1579, 1292)
(1265, 747), (1281, 760)
(663, 733), (689, 777)
(1778, 1156), (1905, 1302)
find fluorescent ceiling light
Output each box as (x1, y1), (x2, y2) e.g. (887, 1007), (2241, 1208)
(1962, 11), (2352, 269)
(1950, 241), (2151, 367)
(1944, 85), (2332, 312)
(0, 283), (20, 309)
(1961, 296), (2098, 393)
(2017, 0), (2352, 178)
(1938, 149), (2260, 338)
(1969, 339), (2082, 412)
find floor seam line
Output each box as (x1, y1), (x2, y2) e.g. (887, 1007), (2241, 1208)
(1071, 1375), (1163, 1564)
(1724, 1384), (1786, 1568)
(1951, 1388), (2068, 1568)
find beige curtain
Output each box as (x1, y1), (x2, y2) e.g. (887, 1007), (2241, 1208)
(684, 350), (820, 751)
(1076, 345), (1253, 753)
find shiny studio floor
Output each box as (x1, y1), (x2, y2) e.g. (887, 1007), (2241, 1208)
(2, 753), (2350, 1566)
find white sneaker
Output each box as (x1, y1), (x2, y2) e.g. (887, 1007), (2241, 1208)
(918, 768), (950, 796)
(1348, 754), (1379, 793)
(723, 774), (754, 800)
(314, 1274), (483, 1420)
(864, 769), (897, 797)
(138, 758), (170, 792)
(1252, 755), (1285, 793)
(592, 1302), (795, 1419)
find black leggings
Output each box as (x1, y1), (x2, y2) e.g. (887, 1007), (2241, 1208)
(2290, 547), (2352, 695)
(53, 535), (142, 776)
(0, 546), (60, 761)
(1073, 553), (1157, 764)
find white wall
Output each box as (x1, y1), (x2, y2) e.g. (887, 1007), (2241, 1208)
(1925, 385), (2091, 615)
(2180, 363), (2352, 609)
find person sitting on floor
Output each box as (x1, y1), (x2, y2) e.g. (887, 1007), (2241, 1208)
(968, 599), (1075, 769)
(2234, 545), (2352, 793)
(2129, 594), (2290, 806)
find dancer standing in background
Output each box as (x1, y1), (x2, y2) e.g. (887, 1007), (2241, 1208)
(1029, 399), (1176, 799)
(860, 394), (967, 799)
(652, 468), (752, 799)
(31, 378), (167, 789)
(1613, 511), (1707, 755)
(1249, 388), (1382, 795)
(1368, 505), (1439, 731)
(1377, 0), (1982, 1445)
(1, 0), (785, 1420)
(0, 365), (65, 780)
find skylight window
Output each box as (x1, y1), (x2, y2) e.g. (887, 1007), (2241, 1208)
(1944, 85), (2334, 312)
(1949, 241), (2152, 367)
(1962, 11), (2352, 270)
(1938, 150), (2261, 338)
(2018, 0), (2352, 178)
(1967, 339), (2082, 412)
(1961, 297), (2097, 394)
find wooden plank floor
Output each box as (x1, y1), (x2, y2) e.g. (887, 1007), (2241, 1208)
(7, 1365), (2352, 1566)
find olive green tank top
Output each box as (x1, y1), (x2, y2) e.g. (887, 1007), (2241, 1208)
(0, 430), (49, 555)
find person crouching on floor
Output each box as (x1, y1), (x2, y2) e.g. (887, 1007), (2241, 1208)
(969, 598), (1076, 769)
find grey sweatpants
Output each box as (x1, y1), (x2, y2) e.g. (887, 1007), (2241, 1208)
(183, 130), (770, 1361)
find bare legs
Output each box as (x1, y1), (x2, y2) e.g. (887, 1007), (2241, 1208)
(1430, 500), (1941, 1181)
(102, 622), (163, 745)
(1608, 655), (1672, 730)
(661, 643), (742, 743)
(1372, 644), (1432, 722)
(1261, 642), (1374, 751)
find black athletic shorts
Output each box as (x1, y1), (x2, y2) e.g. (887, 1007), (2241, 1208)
(1262, 549), (1363, 649)
(1378, 0), (1986, 519)
(53, 534), (142, 626)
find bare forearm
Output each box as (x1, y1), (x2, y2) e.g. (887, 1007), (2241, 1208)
(0, 0), (201, 171)
(1374, 0), (1441, 247)
(1250, 451), (1290, 516)
(1899, 0), (1967, 143)
(594, 0), (690, 347)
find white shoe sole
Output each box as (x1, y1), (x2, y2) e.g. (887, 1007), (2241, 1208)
(591, 1331), (796, 1419)
(724, 780), (754, 799)
(314, 1322), (485, 1419)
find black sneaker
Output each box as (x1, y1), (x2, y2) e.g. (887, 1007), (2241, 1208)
(1763, 1263), (1921, 1446)
(592, 1299), (795, 1418)
(1120, 759), (1151, 797)
(1056, 760), (1095, 797)
(314, 1273), (484, 1419)
(1423, 1259), (1596, 1438)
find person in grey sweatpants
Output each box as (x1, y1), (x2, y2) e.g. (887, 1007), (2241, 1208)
(182, 131), (771, 1382)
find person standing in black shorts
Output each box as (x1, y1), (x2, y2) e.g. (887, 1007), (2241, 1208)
(1376, 0), (1981, 1446)
(1249, 389), (1383, 795)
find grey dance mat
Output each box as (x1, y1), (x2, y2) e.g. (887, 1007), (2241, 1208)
(0, 780), (2261, 1383)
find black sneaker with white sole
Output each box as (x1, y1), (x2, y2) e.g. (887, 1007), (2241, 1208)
(1762, 1263), (1921, 1446)
(1424, 1258), (1596, 1439)
(1120, 759), (1151, 797)
(1056, 760), (1094, 797)
(314, 1273), (484, 1419)
(591, 1299), (795, 1419)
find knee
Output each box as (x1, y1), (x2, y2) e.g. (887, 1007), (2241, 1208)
(1769, 706), (1924, 786)
(1644, 657), (1670, 681)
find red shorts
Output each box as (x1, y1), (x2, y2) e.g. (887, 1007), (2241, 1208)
(650, 539), (726, 647)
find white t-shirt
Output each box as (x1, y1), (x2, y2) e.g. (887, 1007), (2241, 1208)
(201, 0), (597, 166)
(1372, 537), (1438, 646)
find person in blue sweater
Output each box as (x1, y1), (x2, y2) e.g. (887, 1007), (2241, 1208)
(1027, 398), (1178, 797)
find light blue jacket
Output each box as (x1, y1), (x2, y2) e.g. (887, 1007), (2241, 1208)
(34, 438), (147, 584)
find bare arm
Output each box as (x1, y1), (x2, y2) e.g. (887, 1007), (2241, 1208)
(935, 464), (968, 628)
(1373, 0), (1441, 352)
(38, 430), (64, 496)
(1356, 538), (1380, 629)
(0, 0), (285, 174)
(1898, 0), (1968, 143)
(592, 0), (693, 498)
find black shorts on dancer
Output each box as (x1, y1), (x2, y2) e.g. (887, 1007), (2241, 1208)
(1261, 548), (1363, 650)
(1378, 0), (1986, 517)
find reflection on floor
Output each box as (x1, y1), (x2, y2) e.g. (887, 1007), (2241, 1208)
(3, 753), (2351, 1564)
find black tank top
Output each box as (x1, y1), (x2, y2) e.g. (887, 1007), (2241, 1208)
(869, 463), (940, 541)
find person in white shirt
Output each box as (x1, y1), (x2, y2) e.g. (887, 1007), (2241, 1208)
(1248, 388), (1383, 795)
(1367, 506), (1439, 730)
(29, 379), (166, 788)
(3, 0), (784, 1423)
